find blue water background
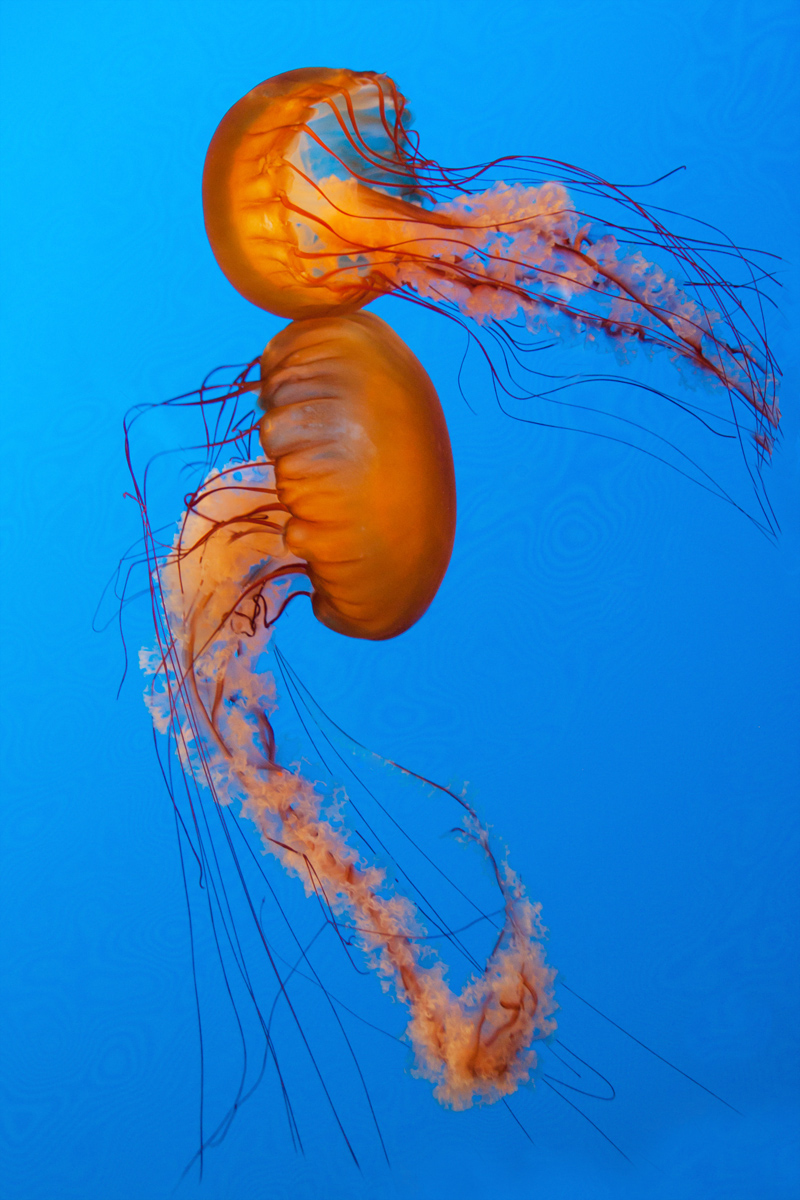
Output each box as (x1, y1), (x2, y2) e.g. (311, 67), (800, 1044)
(1, 2), (798, 1197)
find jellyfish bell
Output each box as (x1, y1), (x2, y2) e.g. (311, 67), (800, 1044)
(258, 311), (456, 640)
(202, 66), (415, 319)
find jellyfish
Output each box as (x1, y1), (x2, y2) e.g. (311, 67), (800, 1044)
(130, 66), (780, 1157)
(142, 308), (556, 1112)
(202, 68), (780, 488)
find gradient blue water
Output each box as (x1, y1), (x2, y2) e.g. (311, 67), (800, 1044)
(1, 2), (798, 1197)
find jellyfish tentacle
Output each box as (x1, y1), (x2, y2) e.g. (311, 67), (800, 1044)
(147, 459), (556, 1111)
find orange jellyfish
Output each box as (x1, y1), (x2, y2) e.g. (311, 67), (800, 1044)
(140, 308), (556, 1116)
(129, 66), (780, 1158)
(202, 68), (780, 482)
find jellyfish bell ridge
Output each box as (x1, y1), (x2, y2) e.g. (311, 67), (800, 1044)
(202, 66), (421, 319)
(258, 311), (457, 640)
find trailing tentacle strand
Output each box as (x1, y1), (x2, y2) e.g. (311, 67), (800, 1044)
(142, 460), (557, 1109)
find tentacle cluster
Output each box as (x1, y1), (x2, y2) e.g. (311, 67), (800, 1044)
(142, 459), (557, 1108)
